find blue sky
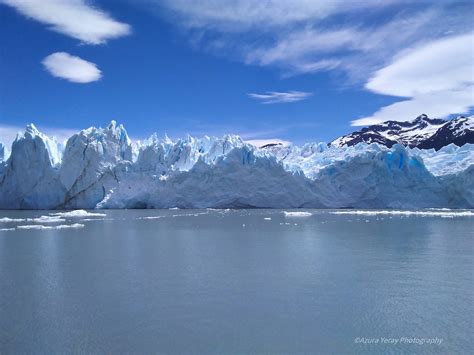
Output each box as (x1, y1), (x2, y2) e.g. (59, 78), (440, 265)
(0, 0), (473, 147)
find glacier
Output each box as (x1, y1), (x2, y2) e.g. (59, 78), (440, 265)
(0, 121), (473, 209)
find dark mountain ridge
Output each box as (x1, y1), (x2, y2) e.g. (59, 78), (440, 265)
(329, 114), (473, 150)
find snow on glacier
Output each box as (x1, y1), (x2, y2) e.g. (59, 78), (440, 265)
(0, 121), (473, 209)
(414, 143), (474, 176)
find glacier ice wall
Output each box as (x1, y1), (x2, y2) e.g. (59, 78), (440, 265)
(0, 122), (473, 209)
(0, 142), (5, 162)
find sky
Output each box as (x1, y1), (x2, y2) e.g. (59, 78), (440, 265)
(0, 0), (473, 147)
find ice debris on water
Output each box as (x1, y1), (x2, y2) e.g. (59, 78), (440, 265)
(50, 210), (106, 218)
(16, 223), (85, 230)
(284, 212), (313, 217)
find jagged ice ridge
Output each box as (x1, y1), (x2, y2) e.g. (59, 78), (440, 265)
(0, 121), (473, 209)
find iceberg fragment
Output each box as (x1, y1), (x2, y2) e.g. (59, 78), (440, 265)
(16, 223), (85, 230)
(50, 210), (106, 218)
(284, 211), (313, 217)
(329, 210), (474, 217)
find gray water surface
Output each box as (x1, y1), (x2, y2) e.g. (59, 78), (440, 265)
(0, 209), (473, 354)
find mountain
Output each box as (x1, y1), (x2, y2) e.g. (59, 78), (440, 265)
(0, 121), (473, 209)
(330, 115), (474, 150)
(417, 116), (474, 150)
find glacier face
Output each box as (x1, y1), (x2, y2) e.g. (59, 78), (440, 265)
(0, 142), (5, 162)
(0, 121), (473, 209)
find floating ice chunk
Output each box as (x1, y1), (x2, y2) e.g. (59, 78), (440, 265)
(264, 217), (272, 220)
(0, 228), (15, 231)
(79, 218), (109, 221)
(55, 223), (85, 229)
(171, 212), (208, 218)
(0, 217), (26, 222)
(17, 223), (85, 230)
(28, 216), (66, 223)
(330, 210), (474, 217)
(283, 211), (312, 217)
(1, 216), (65, 223)
(18, 225), (51, 229)
(50, 210), (106, 218)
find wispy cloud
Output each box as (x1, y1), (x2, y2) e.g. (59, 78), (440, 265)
(248, 91), (312, 104)
(365, 33), (474, 98)
(0, 0), (130, 44)
(244, 10), (443, 78)
(42, 52), (102, 83)
(157, 1), (465, 77)
(154, 0), (473, 123)
(352, 33), (474, 125)
(160, 0), (398, 31)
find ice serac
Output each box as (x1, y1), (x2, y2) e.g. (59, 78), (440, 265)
(133, 133), (244, 174)
(313, 144), (447, 208)
(100, 144), (321, 209)
(0, 121), (473, 209)
(0, 143), (5, 178)
(59, 120), (133, 208)
(0, 142), (5, 162)
(0, 124), (64, 209)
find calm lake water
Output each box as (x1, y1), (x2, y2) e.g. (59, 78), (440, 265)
(0, 209), (473, 354)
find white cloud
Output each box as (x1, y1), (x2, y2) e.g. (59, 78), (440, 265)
(352, 87), (474, 126)
(161, 0), (397, 31)
(154, 0), (473, 124)
(158, 1), (469, 77)
(365, 33), (474, 98)
(42, 52), (102, 83)
(353, 33), (474, 125)
(244, 10), (448, 76)
(0, 0), (130, 44)
(0, 123), (77, 151)
(245, 27), (356, 71)
(248, 91), (312, 104)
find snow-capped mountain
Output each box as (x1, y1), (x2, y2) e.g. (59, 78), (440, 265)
(0, 121), (473, 209)
(330, 115), (474, 149)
